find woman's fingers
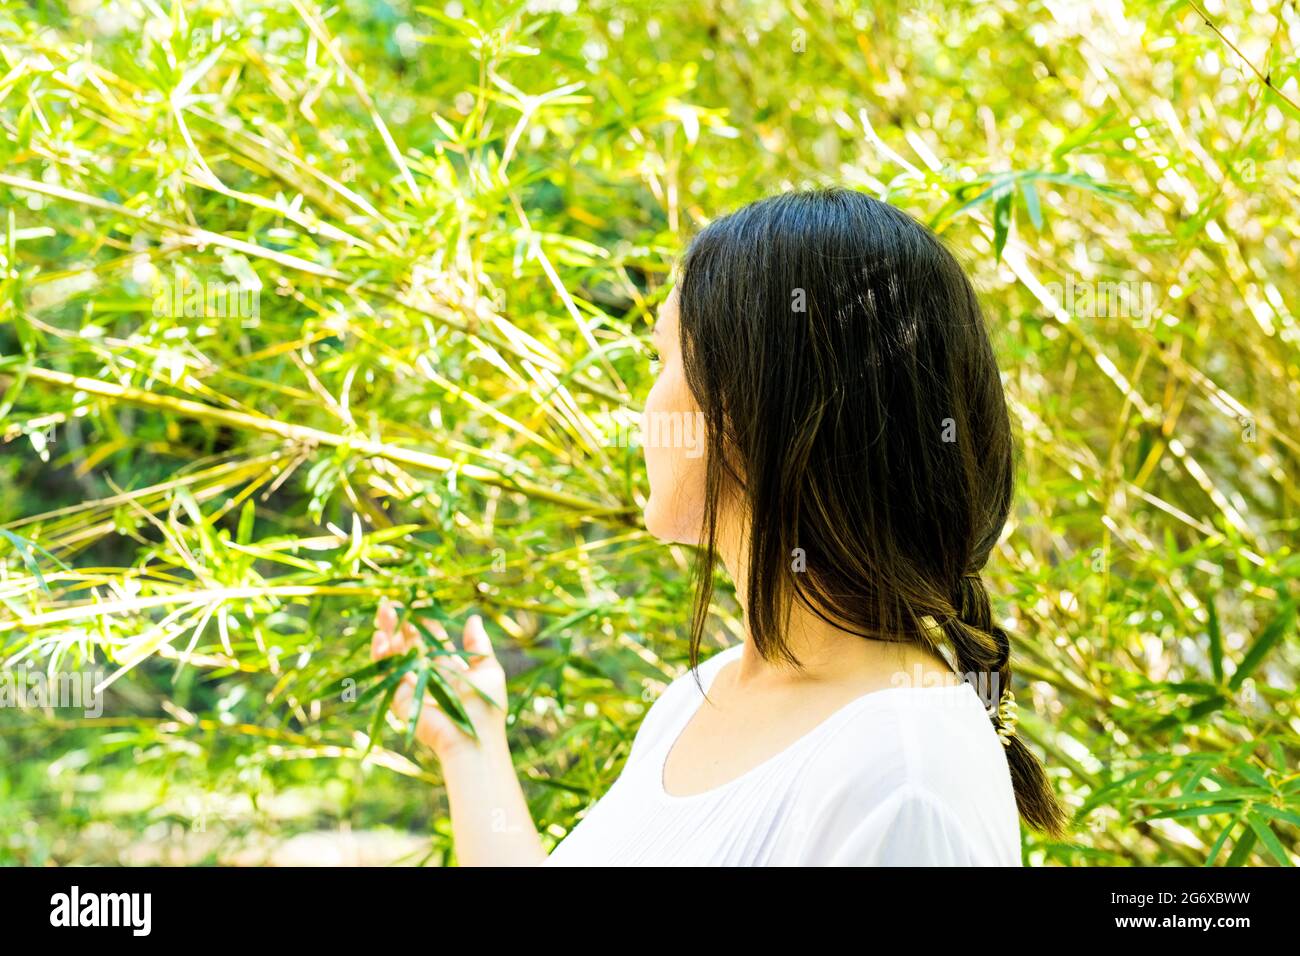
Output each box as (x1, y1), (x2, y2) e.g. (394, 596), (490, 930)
(391, 672), (413, 714)
(374, 609), (510, 757)
(391, 674), (419, 725)
(374, 603), (475, 670)
(373, 603), (511, 757)
(378, 604), (500, 696)
(376, 598), (397, 632)
(391, 672), (460, 750)
(423, 617), (456, 653)
(391, 674), (431, 738)
(371, 598), (398, 661)
(462, 614), (496, 667)
(422, 617), (469, 670)
(395, 618), (420, 655)
(457, 615), (506, 713)
(373, 599), (430, 661)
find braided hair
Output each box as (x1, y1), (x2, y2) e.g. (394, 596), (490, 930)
(677, 187), (1070, 840)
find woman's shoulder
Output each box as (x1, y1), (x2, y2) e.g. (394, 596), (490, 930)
(658, 642), (742, 697)
(814, 679), (1009, 786)
(624, 643), (742, 767)
(788, 681), (1023, 863)
(656, 641), (743, 705)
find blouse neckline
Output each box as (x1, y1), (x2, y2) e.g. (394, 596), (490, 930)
(654, 644), (979, 805)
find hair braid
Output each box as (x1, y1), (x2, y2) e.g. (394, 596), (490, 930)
(945, 573), (1070, 840)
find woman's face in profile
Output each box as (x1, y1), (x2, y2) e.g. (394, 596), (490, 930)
(641, 286), (708, 544)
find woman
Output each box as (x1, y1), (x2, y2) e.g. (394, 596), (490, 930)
(371, 187), (1071, 866)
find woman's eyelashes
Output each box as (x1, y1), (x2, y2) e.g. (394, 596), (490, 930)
(647, 345), (662, 373)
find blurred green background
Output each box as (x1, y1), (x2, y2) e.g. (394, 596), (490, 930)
(0, 0), (1297, 865)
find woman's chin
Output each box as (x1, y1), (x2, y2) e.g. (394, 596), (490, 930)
(641, 507), (673, 543)
(642, 502), (700, 545)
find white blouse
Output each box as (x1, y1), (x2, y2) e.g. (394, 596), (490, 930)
(540, 642), (1023, 866)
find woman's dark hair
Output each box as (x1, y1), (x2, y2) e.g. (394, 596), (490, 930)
(675, 186), (1069, 840)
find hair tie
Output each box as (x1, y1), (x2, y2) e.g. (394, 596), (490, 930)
(992, 688), (1019, 747)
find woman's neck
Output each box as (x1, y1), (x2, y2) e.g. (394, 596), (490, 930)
(716, 516), (957, 693)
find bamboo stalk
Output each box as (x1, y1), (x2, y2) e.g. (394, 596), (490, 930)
(0, 172), (628, 405)
(5, 366), (636, 517)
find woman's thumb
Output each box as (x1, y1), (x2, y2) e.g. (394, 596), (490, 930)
(463, 614), (494, 663)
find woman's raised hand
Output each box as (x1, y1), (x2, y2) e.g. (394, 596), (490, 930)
(370, 597), (509, 762)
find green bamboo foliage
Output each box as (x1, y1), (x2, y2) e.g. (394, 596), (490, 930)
(0, 0), (1297, 865)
